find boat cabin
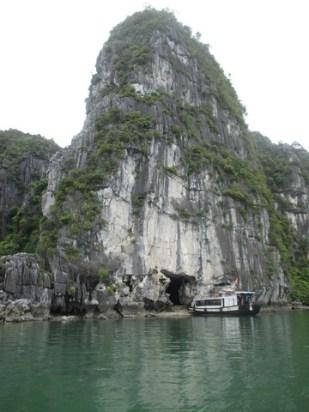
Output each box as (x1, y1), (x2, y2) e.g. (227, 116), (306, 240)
(192, 291), (257, 315)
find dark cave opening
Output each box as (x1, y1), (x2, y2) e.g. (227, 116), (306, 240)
(166, 275), (186, 305)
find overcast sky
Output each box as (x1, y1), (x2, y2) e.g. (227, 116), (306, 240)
(0, 0), (308, 150)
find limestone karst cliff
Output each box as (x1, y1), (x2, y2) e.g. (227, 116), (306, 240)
(0, 9), (308, 320)
(0, 130), (59, 255)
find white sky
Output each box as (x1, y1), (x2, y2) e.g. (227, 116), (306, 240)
(0, 0), (308, 150)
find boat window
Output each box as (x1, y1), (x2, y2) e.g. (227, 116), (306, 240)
(195, 299), (222, 306)
(244, 294), (252, 304)
(237, 293), (253, 304)
(205, 299), (222, 306)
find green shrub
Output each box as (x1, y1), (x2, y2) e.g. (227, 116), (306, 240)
(64, 246), (80, 259)
(132, 193), (146, 215)
(223, 186), (249, 204)
(98, 266), (110, 281)
(170, 124), (182, 138)
(184, 144), (213, 174)
(164, 166), (178, 176)
(199, 104), (219, 134)
(175, 206), (191, 220)
(106, 286), (114, 295)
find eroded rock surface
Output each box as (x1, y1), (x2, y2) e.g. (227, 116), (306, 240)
(0, 10), (308, 320)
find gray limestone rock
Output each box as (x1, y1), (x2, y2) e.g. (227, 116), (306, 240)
(0, 11), (307, 318)
(5, 299), (33, 322)
(0, 254), (53, 321)
(41, 11), (308, 310)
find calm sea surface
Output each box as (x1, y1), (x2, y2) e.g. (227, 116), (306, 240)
(0, 311), (308, 412)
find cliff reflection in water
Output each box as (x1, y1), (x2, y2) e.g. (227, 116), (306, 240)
(0, 313), (308, 411)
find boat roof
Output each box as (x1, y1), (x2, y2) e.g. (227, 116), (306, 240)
(195, 291), (255, 300)
(195, 296), (230, 301)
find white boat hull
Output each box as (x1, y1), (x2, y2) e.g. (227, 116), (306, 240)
(192, 303), (260, 316)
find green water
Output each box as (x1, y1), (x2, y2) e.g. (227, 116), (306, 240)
(0, 312), (308, 412)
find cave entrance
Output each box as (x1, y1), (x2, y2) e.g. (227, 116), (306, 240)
(166, 276), (183, 305)
(165, 274), (194, 306)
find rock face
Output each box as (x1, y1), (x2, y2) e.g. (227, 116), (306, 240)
(1, 9), (308, 320)
(0, 130), (59, 256)
(0, 131), (58, 321)
(0, 254), (52, 321)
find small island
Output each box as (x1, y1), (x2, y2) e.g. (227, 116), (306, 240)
(0, 9), (308, 323)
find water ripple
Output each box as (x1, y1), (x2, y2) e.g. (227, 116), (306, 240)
(0, 313), (309, 411)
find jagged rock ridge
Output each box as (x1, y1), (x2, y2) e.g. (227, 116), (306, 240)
(0, 9), (308, 320)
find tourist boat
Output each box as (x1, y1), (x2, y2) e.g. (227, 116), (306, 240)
(190, 291), (260, 316)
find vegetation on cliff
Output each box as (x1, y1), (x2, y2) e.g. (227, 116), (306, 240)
(254, 134), (309, 303)
(59, 10), (309, 301)
(39, 108), (158, 259)
(1, 9), (308, 304)
(41, 9), (309, 302)
(0, 130), (59, 255)
(95, 8), (246, 122)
